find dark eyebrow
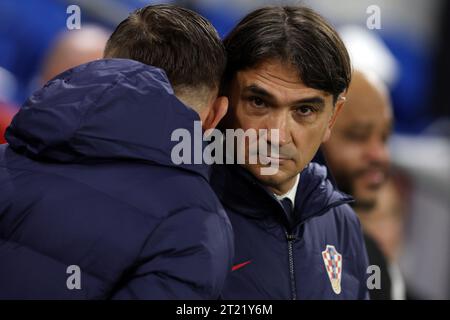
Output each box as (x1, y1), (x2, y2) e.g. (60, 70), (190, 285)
(243, 84), (326, 108)
(243, 85), (275, 100)
(297, 97), (326, 107)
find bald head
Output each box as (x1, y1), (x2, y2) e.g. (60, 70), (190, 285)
(343, 70), (392, 121)
(40, 25), (110, 84)
(323, 70), (393, 211)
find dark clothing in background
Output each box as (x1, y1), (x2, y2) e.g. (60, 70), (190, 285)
(364, 233), (392, 300)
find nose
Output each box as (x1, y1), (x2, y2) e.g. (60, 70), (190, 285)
(266, 111), (291, 146)
(365, 137), (390, 165)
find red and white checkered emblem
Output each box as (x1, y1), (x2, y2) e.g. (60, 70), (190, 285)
(322, 245), (342, 294)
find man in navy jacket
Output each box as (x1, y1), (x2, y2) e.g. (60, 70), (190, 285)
(211, 6), (369, 299)
(0, 5), (233, 299)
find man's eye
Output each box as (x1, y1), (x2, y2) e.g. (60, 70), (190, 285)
(249, 96), (267, 108)
(296, 106), (315, 116)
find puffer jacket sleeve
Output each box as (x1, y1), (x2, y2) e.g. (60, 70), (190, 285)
(111, 205), (234, 300)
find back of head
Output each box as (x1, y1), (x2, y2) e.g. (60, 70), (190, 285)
(104, 4), (225, 111)
(223, 6), (351, 103)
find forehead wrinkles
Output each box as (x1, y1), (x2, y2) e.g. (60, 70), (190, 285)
(255, 70), (303, 89)
(237, 69), (322, 105)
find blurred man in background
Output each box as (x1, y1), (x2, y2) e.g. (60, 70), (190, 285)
(322, 70), (406, 299)
(0, 26), (108, 145)
(39, 25), (110, 84)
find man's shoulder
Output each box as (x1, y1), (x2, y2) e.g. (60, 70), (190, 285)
(316, 201), (362, 233)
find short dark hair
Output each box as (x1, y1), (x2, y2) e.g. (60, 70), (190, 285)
(104, 4), (225, 93)
(223, 6), (351, 103)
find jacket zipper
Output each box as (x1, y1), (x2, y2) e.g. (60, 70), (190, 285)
(285, 230), (297, 300)
(281, 200), (353, 301)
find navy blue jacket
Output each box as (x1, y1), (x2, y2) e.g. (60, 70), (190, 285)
(0, 59), (233, 299)
(211, 163), (369, 300)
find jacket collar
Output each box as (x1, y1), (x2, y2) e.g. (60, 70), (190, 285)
(210, 162), (353, 228)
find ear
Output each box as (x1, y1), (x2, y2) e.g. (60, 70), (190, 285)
(200, 96), (229, 131)
(322, 98), (345, 143)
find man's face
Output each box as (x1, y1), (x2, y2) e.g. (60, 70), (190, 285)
(224, 59), (341, 194)
(323, 73), (393, 210)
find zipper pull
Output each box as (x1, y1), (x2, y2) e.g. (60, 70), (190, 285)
(286, 233), (296, 242)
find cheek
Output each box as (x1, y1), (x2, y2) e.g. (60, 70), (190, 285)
(339, 143), (363, 163)
(233, 102), (251, 128)
(327, 141), (365, 172)
(293, 125), (327, 156)
(236, 110), (265, 132)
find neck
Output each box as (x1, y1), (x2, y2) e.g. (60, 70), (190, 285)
(267, 175), (298, 196)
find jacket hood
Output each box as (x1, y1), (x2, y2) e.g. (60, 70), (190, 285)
(6, 59), (209, 179)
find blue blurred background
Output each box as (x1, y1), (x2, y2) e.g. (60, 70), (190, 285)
(0, 0), (448, 134)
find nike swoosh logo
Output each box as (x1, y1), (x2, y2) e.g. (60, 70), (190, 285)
(231, 260), (252, 272)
